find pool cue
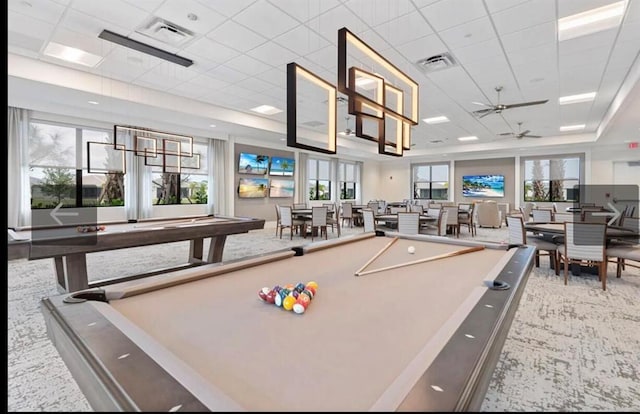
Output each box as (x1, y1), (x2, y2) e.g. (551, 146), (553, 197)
(354, 237), (399, 276)
(356, 245), (484, 277)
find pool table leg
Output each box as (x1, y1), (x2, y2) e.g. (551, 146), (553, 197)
(206, 235), (227, 262)
(189, 238), (204, 263)
(54, 254), (89, 293)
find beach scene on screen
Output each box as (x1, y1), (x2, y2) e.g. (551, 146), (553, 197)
(269, 156), (294, 176)
(269, 179), (294, 198)
(463, 175), (505, 197)
(238, 153), (269, 175)
(238, 178), (269, 198)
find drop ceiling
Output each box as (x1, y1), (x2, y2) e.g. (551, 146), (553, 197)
(7, 0), (640, 161)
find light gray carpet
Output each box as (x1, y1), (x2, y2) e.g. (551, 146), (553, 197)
(7, 222), (640, 412)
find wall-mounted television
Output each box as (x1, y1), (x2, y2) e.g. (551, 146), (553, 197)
(462, 175), (505, 198)
(269, 179), (294, 198)
(238, 152), (269, 175)
(269, 156), (295, 176)
(238, 177), (269, 198)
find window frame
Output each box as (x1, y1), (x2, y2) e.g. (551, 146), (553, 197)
(411, 163), (449, 200)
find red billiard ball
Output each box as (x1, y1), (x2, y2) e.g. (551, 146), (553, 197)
(258, 287), (270, 302)
(265, 290), (277, 304)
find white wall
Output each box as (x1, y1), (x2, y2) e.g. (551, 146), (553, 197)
(360, 159), (381, 201)
(376, 159), (412, 201)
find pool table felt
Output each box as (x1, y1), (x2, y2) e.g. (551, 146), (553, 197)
(104, 235), (513, 411)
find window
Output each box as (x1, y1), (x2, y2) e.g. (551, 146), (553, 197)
(29, 121), (123, 208)
(308, 158), (331, 200)
(151, 141), (208, 205)
(412, 163), (449, 200)
(523, 157), (580, 202)
(338, 161), (357, 200)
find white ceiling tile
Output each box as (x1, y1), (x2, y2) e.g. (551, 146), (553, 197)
(356, 30), (393, 54)
(464, 54), (517, 90)
(185, 73), (231, 90)
(71, 0), (149, 30)
(50, 27), (117, 57)
(224, 54), (274, 77)
(557, 0), (620, 19)
(61, 9), (131, 37)
(274, 25), (330, 56)
(484, 0), (530, 14)
(146, 61), (201, 83)
(269, 0), (341, 23)
(246, 41), (299, 67)
(93, 47), (162, 82)
(439, 17), (496, 50)
(8, 0), (66, 23)
(506, 42), (556, 67)
(259, 68), (287, 88)
(261, 86), (287, 100)
(558, 30), (618, 56)
(511, 63), (557, 87)
(501, 21), (556, 53)
(491, 0), (556, 35)
(420, 0), (487, 31)
(558, 68), (604, 94)
(239, 77), (276, 94)
(179, 52), (221, 73)
(121, 0), (165, 12)
(305, 45), (338, 70)
(373, 11), (434, 46)
(183, 36), (241, 64)
(411, 0), (442, 9)
(206, 64), (251, 83)
(206, 19), (267, 52)
(452, 37), (503, 65)
(127, 32), (181, 54)
(219, 84), (258, 99)
(133, 70), (185, 90)
(152, 0), (227, 35)
(233, 0), (300, 39)
(617, 19), (640, 43)
(197, 0), (257, 18)
(306, 5), (369, 43)
(395, 34), (448, 63)
(559, 45), (611, 71)
(343, 0), (414, 26)
(8, 31), (46, 55)
(8, 10), (55, 41)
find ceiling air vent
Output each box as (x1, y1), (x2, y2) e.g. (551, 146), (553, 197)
(415, 52), (457, 74)
(136, 18), (195, 47)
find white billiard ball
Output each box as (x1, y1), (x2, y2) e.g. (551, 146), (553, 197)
(408, 246), (416, 254)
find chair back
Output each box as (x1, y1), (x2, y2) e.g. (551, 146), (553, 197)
(280, 206), (293, 226)
(458, 203), (472, 212)
(430, 203), (442, 209)
(367, 201), (379, 212)
(437, 209), (449, 236)
(312, 206), (327, 226)
(323, 203), (335, 212)
(532, 208), (553, 222)
(427, 207), (440, 217)
(564, 222), (606, 262)
(619, 216), (639, 232)
(506, 215), (526, 244)
(389, 206), (406, 214)
(342, 202), (353, 218)
(444, 206), (459, 225)
(293, 203), (307, 209)
(582, 210), (608, 224)
(362, 209), (375, 233)
(409, 204), (424, 214)
(521, 202), (535, 221)
(275, 204), (281, 220)
(397, 212), (419, 235)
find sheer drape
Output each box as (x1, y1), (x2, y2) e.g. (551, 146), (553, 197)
(355, 160), (363, 204)
(296, 152), (308, 204)
(123, 131), (152, 220)
(211, 138), (227, 215)
(7, 107), (31, 227)
(330, 158), (339, 202)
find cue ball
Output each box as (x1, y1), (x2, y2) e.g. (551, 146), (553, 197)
(408, 246), (416, 254)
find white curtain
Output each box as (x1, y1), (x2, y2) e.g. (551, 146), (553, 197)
(330, 158), (339, 202)
(123, 131), (152, 220)
(355, 160), (363, 204)
(296, 152), (308, 204)
(211, 138), (228, 215)
(7, 107), (31, 227)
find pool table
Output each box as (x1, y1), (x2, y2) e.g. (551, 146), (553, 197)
(8, 214), (265, 292)
(41, 232), (535, 411)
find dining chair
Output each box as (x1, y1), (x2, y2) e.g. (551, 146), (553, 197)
(389, 206), (406, 214)
(409, 204), (424, 214)
(507, 215), (559, 273)
(558, 222), (608, 290)
(426, 207), (440, 218)
(341, 202), (354, 228)
(458, 204), (476, 237)
(362, 208), (376, 233)
(606, 245), (640, 278)
(310, 206), (328, 241)
(293, 203), (307, 209)
(436, 209), (449, 236)
(444, 206), (460, 237)
(274, 204), (281, 236)
(327, 202), (341, 237)
(397, 212), (420, 235)
(532, 208), (553, 222)
(278, 206), (306, 240)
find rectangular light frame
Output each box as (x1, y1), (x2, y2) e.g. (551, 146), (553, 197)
(559, 92), (597, 105)
(286, 62), (337, 155)
(114, 125), (193, 157)
(98, 29), (193, 67)
(423, 116), (450, 124)
(558, 1), (627, 42)
(559, 124), (586, 132)
(87, 142), (127, 174)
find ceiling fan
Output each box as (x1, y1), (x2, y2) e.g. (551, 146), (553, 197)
(498, 122), (542, 139)
(471, 86), (549, 118)
(339, 116), (356, 136)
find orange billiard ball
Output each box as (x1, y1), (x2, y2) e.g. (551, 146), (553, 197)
(306, 281), (318, 291)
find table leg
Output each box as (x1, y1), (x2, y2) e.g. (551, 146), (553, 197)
(54, 254), (89, 293)
(189, 238), (204, 263)
(207, 235), (227, 263)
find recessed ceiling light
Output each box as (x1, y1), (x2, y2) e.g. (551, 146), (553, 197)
(559, 124), (586, 132)
(458, 136), (478, 141)
(423, 116), (450, 124)
(209, 124), (216, 128)
(87, 101), (99, 105)
(559, 92), (596, 105)
(280, 138), (286, 141)
(43, 42), (103, 67)
(250, 105), (283, 115)
(558, 1), (627, 41)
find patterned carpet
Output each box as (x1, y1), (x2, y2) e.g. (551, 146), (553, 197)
(7, 222), (640, 412)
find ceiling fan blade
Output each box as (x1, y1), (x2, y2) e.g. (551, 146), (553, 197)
(524, 135), (542, 138)
(471, 101), (492, 107)
(477, 110), (496, 118)
(498, 132), (514, 136)
(521, 129), (531, 135)
(503, 99), (549, 109)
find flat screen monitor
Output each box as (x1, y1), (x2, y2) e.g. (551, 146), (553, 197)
(462, 175), (505, 198)
(269, 156), (295, 176)
(269, 179), (294, 198)
(238, 177), (269, 198)
(238, 152), (269, 175)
